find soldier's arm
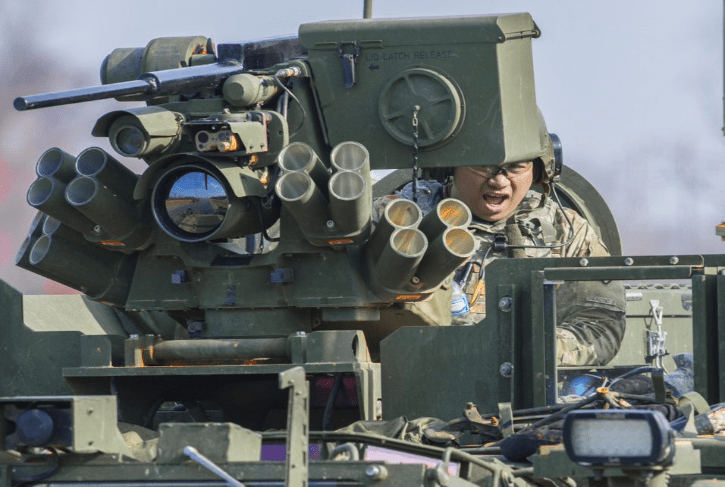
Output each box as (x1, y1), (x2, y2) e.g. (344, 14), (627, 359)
(555, 208), (627, 366)
(555, 281), (626, 366)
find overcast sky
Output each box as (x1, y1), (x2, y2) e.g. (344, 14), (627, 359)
(1, 0), (723, 294)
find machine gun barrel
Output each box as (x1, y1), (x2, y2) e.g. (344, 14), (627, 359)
(14, 62), (246, 111)
(15, 80), (152, 111)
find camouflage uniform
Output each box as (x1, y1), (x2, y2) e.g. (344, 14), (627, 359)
(375, 180), (626, 366)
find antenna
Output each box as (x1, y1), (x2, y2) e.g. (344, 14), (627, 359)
(363, 0), (373, 18)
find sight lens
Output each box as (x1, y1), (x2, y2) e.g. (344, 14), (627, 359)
(153, 166), (230, 241)
(115, 126), (147, 156)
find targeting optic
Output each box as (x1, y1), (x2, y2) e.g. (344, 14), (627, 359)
(151, 161), (275, 243)
(93, 106), (183, 159)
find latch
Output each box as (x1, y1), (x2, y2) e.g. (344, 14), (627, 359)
(337, 42), (361, 88)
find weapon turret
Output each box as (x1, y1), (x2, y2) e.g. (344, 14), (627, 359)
(9, 14), (552, 430)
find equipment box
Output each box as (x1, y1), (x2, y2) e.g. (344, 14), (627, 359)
(300, 14), (547, 170)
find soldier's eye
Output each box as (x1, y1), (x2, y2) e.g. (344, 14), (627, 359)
(506, 162), (531, 174)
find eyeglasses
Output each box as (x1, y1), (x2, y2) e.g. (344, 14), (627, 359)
(463, 162), (533, 179)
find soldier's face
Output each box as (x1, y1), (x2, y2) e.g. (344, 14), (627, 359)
(451, 163), (534, 222)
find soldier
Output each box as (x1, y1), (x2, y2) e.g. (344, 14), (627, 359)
(376, 160), (626, 366)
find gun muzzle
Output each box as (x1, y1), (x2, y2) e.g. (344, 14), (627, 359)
(328, 170), (372, 234)
(27, 176), (97, 235)
(415, 227), (476, 287)
(418, 198), (472, 241)
(66, 176), (138, 239)
(36, 148), (77, 183)
(275, 171), (330, 234)
(373, 228), (428, 290)
(277, 142), (329, 192)
(366, 199), (422, 261)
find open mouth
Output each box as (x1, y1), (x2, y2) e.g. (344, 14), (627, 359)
(483, 194), (508, 206)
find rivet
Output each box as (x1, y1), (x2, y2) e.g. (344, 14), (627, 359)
(366, 465), (388, 480)
(500, 362), (513, 378)
(499, 296), (513, 312)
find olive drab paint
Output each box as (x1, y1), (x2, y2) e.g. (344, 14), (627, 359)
(0, 9), (721, 486)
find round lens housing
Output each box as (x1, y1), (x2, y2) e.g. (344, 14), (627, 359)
(152, 166), (230, 242)
(110, 121), (149, 157)
(115, 126), (147, 156)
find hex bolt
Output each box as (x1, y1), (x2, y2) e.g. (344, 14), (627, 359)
(498, 296), (513, 312)
(624, 257), (634, 266)
(366, 465), (388, 480)
(579, 258), (589, 267)
(500, 362), (513, 378)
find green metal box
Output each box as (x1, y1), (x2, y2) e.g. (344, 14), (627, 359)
(300, 14), (547, 170)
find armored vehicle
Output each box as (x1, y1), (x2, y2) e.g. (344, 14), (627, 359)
(2, 7), (724, 487)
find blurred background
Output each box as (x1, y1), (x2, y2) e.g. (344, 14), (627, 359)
(1, 0), (723, 294)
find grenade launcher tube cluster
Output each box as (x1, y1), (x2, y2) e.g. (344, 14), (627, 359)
(369, 197), (477, 292)
(19, 147), (144, 303)
(275, 141), (373, 245)
(276, 140), (477, 294)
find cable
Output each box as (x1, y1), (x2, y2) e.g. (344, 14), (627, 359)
(609, 366), (659, 385)
(322, 373), (345, 431)
(473, 245), (494, 286)
(258, 165), (281, 243)
(12, 447), (61, 487)
(273, 73), (306, 137)
(255, 197), (280, 243)
(493, 392), (600, 445)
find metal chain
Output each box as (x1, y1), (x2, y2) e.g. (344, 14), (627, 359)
(412, 105), (421, 203)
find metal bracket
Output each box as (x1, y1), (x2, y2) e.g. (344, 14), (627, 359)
(279, 367), (309, 487)
(224, 285), (237, 305)
(646, 299), (669, 368)
(463, 403), (499, 437)
(497, 402), (514, 438)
